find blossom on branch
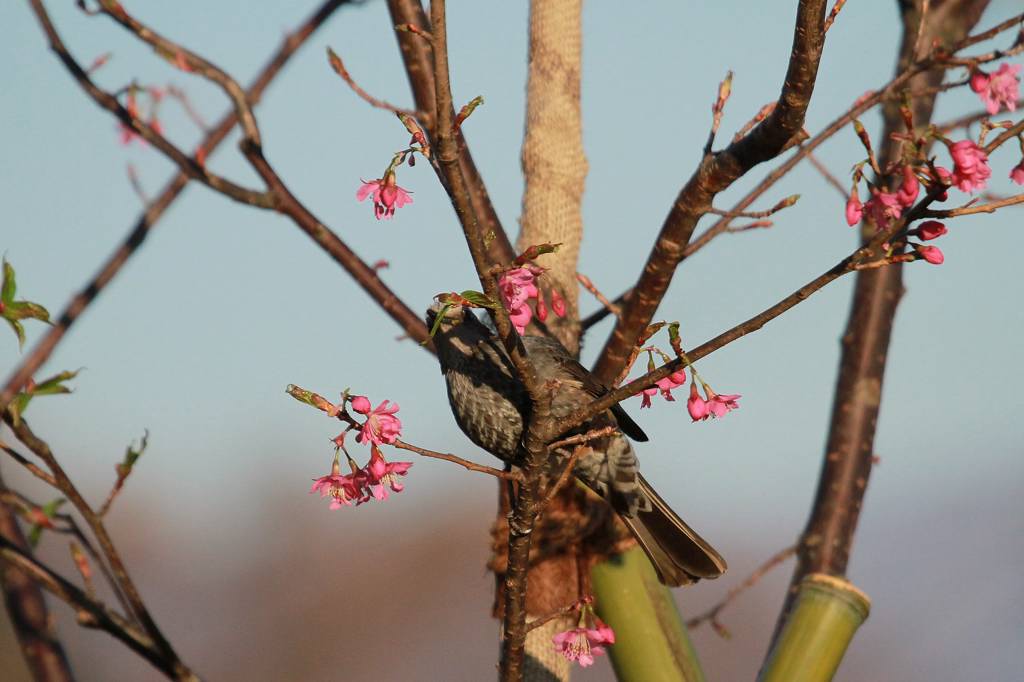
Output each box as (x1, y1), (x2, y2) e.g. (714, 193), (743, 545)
(552, 620), (615, 668)
(706, 388), (741, 418)
(688, 380), (740, 421)
(351, 396), (402, 445)
(637, 369), (687, 409)
(361, 445), (412, 501)
(910, 220), (948, 241)
(687, 381), (710, 421)
(969, 63), (1021, 115)
(357, 173), (413, 220)
(845, 190), (863, 226)
(896, 165), (920, 207)
(915, 245), (944, 265)
(948, 140), (991, 193)
(498, 266), (542, 334)
(311, 461), (365, 509)
(1010, 159), (1024, 185)
(863, 191), (902, 231)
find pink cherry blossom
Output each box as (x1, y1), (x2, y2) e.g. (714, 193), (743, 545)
(361, 446), (412, 501)
(863, 191), (902, 231)
(535, 293), (549, 322)
(969, 63), (1021, 115)
(357, 174), (413, 220)
(948, 140), (991, 193)
(896, 165), (920, 207)
(705, 388), (741, 418)
(550, 287), (567, 317)
(310, 463), (364, 509)
(687, 382), (710, 422)
(552, 624), (615, 668)
(351, 396), (402, 445)
(845, 191), (863, 226)
(916, 245), (944, 265)
(911, 220), (948, 241)
(637, 370), (687, 409)
(1010, 160), (1024, 185)
(498, 267), (543, 334)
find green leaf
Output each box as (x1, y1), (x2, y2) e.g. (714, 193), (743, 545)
(121, 430), (148, 471)
(28, 498), (66, 548)
(31, 369), (79, 396)
(7, 392), (30, 426)
(1, 260), (15, 303)
(3, 301), (51, 323)
(426, 303), (453, 341)
(5, 369), (79, 424)
(458, 290), (496, 309)
(5, 318), (25, 350)
(42, 498), (66, 518)
(1, 260), (52, 348)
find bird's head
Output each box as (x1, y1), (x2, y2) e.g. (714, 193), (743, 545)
(425, 301), (495, 362)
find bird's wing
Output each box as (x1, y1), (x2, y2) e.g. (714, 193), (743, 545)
(550, 350), (650, 443)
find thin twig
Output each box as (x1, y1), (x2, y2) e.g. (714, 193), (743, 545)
(686, 544), (797, 636)
(540, 446), (585, 510)
(548, 426), (619, 452)
(92, 0), (261, 146)
(823, 0), (848, 33)
(29, 0), (272, 208)
(326, 47), (419, 117)
(525, 596), (590, 633)
(0, 471), (74, 682)
(166, 84), (210, 132)
(0, 535), (188, 679)
(575, 272), (621, 321)
(392, 439), (520, 480)
(805, 150), (848, 198)
(6, 414), (192, 678)
(1, 443), (58, 487)
(921, 192), (1024, 217)
(3, 0), (371, 414)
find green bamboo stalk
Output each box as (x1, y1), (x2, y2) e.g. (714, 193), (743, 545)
(592, 546), (706, 682)
(759, 574), (871, 682)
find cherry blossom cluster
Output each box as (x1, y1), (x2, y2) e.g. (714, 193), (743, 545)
(552, 600), (616, 668)
(843, 60), (1023, 266)
(632, 343), (741, 422)
(497, 265), (567, 334)
(969, 63), (1021, 116)
(285, 386), (412, 509)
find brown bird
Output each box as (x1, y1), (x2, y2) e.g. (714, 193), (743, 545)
(427, 304), (726, 586)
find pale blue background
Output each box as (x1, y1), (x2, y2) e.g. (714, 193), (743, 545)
(1, 1), (1021, 680)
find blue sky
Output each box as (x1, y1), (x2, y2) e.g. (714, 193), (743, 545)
(1, 1), (1022, 680)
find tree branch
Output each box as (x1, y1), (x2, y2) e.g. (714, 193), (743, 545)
(0, 470), (74, 682)
(590, 0), (830, 384)
(28, 0), (273, 208)
(5, 416), (196, 680)
(2, 0), (355, 413)
(386, 0), (518, 268)
(765, 0), (992, 655)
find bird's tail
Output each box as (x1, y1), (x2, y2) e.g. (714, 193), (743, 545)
(619, 474), (727, 587)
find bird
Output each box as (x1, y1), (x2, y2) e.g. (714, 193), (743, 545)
(427, 303), (726, 586)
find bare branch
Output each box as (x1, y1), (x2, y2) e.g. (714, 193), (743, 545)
(5, 0), (353, 411)
(591, 0), (831, 384)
